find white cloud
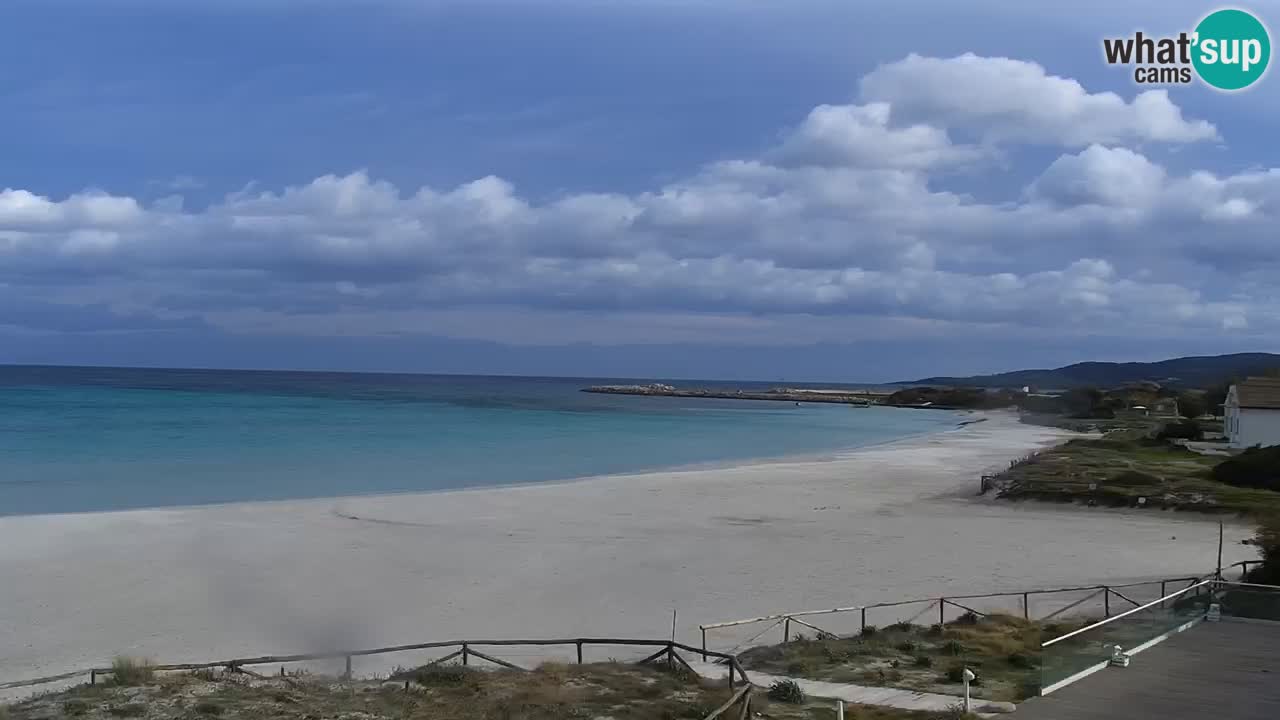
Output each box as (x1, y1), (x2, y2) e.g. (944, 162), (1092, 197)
(1, 54), (1274, 343)
(1030, 145), (1167, 207)
(772, 102), (983, 169)
(860, 53), (1219, 147)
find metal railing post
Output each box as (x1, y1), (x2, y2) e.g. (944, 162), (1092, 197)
(783, 617), (791, 642)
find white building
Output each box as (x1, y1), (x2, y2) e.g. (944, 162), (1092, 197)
(1225, 377), (1280, 449)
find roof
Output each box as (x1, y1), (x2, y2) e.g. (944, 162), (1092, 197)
(1234, 377), (1280, 409)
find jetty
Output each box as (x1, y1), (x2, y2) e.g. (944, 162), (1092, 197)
(582, 383), (890, 405)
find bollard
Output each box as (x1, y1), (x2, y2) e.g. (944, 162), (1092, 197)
(836, 699), (845, 720)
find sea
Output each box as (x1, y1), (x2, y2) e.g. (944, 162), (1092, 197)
(0, 366), (964, 517)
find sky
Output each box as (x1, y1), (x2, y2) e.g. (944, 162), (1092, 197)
(2, 0), (1279, 382)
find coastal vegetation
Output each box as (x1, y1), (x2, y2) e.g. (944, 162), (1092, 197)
(1, 663), (979, 720)
(738, 613), (1082, 703)
(992, 429), (1280, 515)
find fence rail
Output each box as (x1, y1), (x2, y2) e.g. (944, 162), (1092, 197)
(1, 637), (750, 697)
(699, 573), (1212, 655)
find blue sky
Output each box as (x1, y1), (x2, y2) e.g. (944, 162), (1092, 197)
(2, 0), (1279, 381)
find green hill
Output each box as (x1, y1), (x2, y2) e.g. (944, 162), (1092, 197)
(898, 353), (1280, 389)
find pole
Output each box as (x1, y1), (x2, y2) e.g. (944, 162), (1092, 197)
(671, 609), (678, 644)
(701, 629), (708, 662)
(963, 675), (971, 713)
(784, 617), (791, 642)
(1216, 521), (1224, 581)
(837, 700), (845, 720)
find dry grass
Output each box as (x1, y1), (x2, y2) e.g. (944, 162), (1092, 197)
(3, 660), (1005, 720)
(739, 613), (1089, 702)
(108, 657), (154, 687)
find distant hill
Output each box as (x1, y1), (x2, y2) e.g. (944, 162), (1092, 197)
(898, 353), (1280, 390)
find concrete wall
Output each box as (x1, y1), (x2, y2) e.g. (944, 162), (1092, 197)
(1229, 407), (1280, 448)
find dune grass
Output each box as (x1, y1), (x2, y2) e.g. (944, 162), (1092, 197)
(5, 660), (989, 720)
(108, 657), (155, 687)
(994, 432), (1280, 515)
(739, 613), (1090, 702)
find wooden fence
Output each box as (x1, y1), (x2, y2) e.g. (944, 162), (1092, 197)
(1, 637), (749, 701)
(696, 566), (1257, 657)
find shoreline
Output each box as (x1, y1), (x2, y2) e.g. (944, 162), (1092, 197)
(0, 413), (1258, 689)
(0, 406), (972, 522)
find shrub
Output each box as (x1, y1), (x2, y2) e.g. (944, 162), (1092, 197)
(942, 640), (965, 656)
(860, 625), (878, 637)
(925, 624), (944, 637)
(1212, 445), (1280, 491)
(767, 679), (805, 704)
(1007, 652), (1037, 669)
(107, 705), (146, 718)
(896, 641), (917, 653)
(1156, 419), (1203, 441)
(195, 702), (224, 716)
(63, 701), (89, 717)
(1250, 515), (1280, 585)
(110, 656), (154, 687)
(889, 621), (914, 633)
(1109, 470), (1163, 487)
(954, 611), (980, 626)
(941, 701), (979, 720)
(414, 664), (472, 685)
(913, 655), (934, 668)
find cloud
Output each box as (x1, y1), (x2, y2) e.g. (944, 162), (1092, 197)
(860, 54), (1220, 147)
(2, 53), (1273, 345)
(1030, 145), (1167, 207)
(772, 102), (984, 170)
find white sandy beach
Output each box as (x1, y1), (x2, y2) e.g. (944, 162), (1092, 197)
(0, 413), (1258, 687)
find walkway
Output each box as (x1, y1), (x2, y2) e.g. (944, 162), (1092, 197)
(1014, 620), (1280, 720)
(685, 660), (1016, 714)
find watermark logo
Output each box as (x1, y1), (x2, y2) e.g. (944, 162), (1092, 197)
(1102, 8), (1271, 91)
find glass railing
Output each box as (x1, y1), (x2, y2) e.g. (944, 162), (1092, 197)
(1213, 581), (1280, 622)
(1039, 579), (1213, 694)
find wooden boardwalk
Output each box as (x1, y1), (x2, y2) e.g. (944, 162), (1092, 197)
(1016, 620), (1280, 720)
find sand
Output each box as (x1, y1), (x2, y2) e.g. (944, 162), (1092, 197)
(0, 412), (1259, 689)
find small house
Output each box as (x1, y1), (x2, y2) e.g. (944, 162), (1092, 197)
(1225, 377), (1280, 449)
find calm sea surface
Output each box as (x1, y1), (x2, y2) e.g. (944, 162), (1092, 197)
(0, 366), (963, 517)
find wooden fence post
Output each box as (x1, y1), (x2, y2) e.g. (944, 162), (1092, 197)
(90, 670), (96, 686)
(462, 644), (469, 666)
(783, 617), (791, 643)
(1023, 592), (1030, 620)
(344, 655), (352, 680)
(861, 608), (867, 634)
(701, 629), (708, 662)
(1104, 589), (1111, 618)
(576, 641), (583, 665)
(939, 599), (946, 625)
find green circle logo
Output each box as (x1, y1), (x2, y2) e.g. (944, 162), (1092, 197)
(1192, 8), (1271, 90)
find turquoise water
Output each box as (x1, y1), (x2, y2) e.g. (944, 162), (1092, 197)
(0, 366), (963, 517)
